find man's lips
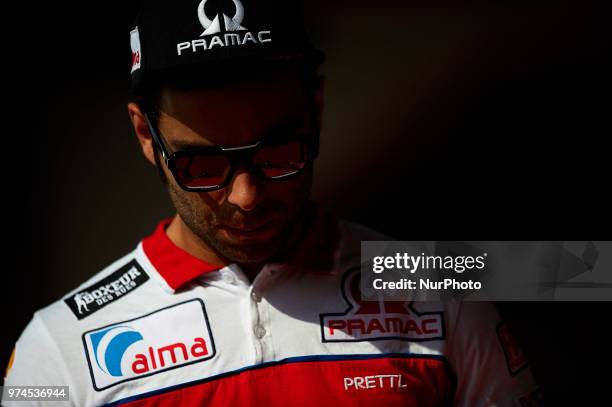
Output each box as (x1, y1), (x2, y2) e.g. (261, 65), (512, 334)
(218, 221), (275, 239)
(220, 220), (272, 232)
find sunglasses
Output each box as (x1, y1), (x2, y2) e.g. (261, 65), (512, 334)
(144, 112), (319, 192)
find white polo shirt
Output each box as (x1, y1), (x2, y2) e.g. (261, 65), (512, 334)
(3, 204), (540, 406)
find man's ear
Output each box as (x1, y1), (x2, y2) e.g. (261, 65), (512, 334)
(127, 102), (156, 166)
(314, 75), (325, 130)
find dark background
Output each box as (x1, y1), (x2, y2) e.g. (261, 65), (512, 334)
(3, 0), (610, 404)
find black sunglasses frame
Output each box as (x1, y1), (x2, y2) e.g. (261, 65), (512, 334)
(144, 112), (319, 192)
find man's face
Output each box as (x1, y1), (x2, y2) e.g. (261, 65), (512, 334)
(153, 72), (318, 264)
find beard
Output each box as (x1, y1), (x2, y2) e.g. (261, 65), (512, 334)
(165, 175), (311, 264)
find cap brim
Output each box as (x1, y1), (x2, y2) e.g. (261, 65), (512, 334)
(130, 47), (325, 94)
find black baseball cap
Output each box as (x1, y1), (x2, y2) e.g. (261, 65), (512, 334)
(129, 0), (325, 93)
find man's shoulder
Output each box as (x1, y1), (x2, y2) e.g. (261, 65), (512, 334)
(34, 246), (152, 329)
(65, 249), (142, 297)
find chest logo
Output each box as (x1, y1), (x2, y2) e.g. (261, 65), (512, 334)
(82, 299), (216, 391)
(320, 269), (445, 342)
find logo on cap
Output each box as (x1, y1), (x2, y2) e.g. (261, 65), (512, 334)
(130, 27), (142, 73)
(198, 0), (247, 36)
(176, 0), (272, 56)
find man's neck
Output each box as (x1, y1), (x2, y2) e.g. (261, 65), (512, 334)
(164, 216), (275, 283)
(239, 262), (265, 282)
(165, 215), (228, 268)
(164, 203), (316, 283)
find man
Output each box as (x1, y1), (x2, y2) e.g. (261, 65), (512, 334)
(3, 1), (540, 406)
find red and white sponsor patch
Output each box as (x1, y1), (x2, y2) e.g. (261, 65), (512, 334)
(320, 269), (445, 342)
(497, 322), (528, 375)
(130, 27), (141, 73)
(83, 299), (215, 391)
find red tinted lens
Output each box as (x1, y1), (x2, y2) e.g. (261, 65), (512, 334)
(253, 141), (309, 178)
(173, 155), (231, 188)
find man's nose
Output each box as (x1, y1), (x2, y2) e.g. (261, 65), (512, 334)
(226, 167), (264, 211)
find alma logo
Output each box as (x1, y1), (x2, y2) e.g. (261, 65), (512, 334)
(91, 326), (143, 377)
(90, 327), (208, 377)
(320, 269), (445, 342)
(83, 299), (216, 391)
(132, 337), (208, 374)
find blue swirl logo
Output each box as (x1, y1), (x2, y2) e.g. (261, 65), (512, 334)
(90, 326), (143, 377)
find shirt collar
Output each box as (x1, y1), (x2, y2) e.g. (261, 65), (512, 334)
(142, 218), (223, 291)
